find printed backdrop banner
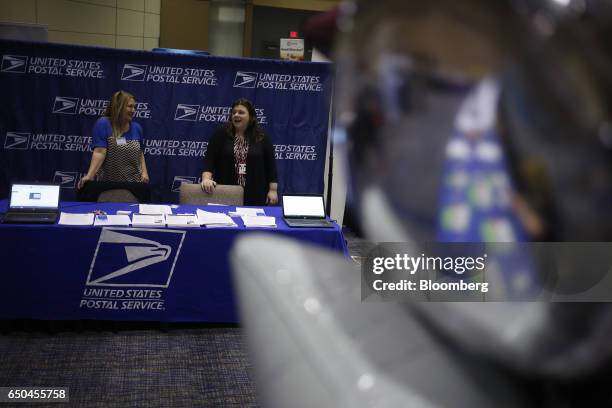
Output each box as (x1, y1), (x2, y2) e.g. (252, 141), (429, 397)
(0, 39), (332, 202)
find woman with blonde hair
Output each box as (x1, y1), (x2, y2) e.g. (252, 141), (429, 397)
(78, 90), (149, 189)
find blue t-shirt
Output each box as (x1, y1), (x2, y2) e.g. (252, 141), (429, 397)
(91, 117), (144, 149)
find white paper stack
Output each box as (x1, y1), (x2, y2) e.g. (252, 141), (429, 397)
(196, 209), (237, 227)
(241, 215), (277, 228)
(230, 207), (265, 217)
(138, 204), (173, 215)
(59, 212), (94, 226)
(94, 214), (132, 226)
(165, 214), (199, 227)
(132, 213), (166, 227)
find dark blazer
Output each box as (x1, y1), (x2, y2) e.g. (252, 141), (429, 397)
(203, 127), (278, 206)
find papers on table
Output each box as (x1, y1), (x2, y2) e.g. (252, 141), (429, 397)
(132, 213), (165, 227)
(165, 214), (199, 227)
(94, 214), (132, 226)
(196, 209), (237, 227)
(59, 212), (94, 225)
(241, 215), (277, 228)
(232, 207), (265, 217)
(57, 207), (278, 229)
(138, 204), (173, 215)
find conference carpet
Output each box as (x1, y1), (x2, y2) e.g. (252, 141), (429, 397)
(0, 323), (257, 407)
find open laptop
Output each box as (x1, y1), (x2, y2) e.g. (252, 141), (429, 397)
(3, 183), (60, 224)
(282, 194), (333, 228)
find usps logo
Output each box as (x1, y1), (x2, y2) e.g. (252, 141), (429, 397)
(1, 55), (27, 73)
(174, 104), (200, 121)
(121, 64), (147, 81)
(233, 71), (258, 88)
(4, 132), (30, 149)
(87, 228), (185, 287)
(171, 176), (197, 192)
(53, 96), (79, 114)
(53, 171), (80, 189)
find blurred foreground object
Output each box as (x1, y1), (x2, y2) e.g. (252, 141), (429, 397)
(234, 1), (612, 406)
(335, 0), (612, 242)
(232, 236), (533, 408)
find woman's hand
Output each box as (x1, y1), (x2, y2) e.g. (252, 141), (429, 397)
(141, 173), (150, 183)
(201, 179), (217, 194)
(266, 190), (278, 205)
(78, 174), (93, 189)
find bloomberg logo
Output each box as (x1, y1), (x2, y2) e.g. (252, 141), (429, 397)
(1, 55), (27, 73)
(121, 64), (147, 81)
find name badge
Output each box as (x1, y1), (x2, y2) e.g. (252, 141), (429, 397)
(116, 137), (127, 145)
(238, 163), (246, 175)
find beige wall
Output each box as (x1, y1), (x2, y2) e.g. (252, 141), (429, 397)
(159, 0), (208, 52)
(0, 0), (338, 53)
(0, 0), (160, 50)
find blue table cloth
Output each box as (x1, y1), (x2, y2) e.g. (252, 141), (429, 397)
(0, 201), (348, 323)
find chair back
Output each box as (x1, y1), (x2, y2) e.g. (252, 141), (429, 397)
(179, 183), (244, 206)
(97, 189), (139, 203)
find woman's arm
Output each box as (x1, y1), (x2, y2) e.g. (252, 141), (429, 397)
(201, 171), (216, 193)
(266, 182), (278, 205)
(140, 151), (149, 183)
(78, 147), (107, 189)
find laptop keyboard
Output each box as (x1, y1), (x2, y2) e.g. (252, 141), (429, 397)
(286, 218), (333, 228)
(3, 213), (58, 224)
(292, 219), (326, 225)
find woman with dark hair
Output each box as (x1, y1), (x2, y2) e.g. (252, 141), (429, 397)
(78, 90), (149, 189)
(201, 98), (278, 206)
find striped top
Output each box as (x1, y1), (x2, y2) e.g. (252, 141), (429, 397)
(91, 117), (144, 183)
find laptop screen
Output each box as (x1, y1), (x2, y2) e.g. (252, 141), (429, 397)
(10, 184), (60, 209)
(283, 195), (325, 218)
